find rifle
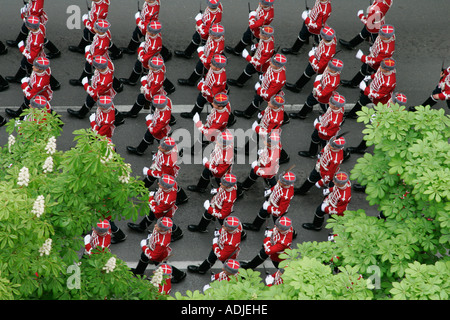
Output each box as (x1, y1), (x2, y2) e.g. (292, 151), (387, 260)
(199, 1), (202, 13)
(137, 1), (141, 13)
(248, 2), (251, 13)
(86, 0), (91, 11)
(439, 58), (446, 81)
(305, 0), (309, 11)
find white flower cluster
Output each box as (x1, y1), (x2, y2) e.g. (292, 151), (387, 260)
(31, 195), (45, 218)
(8, 135), (15, 153)
(102, 257), (117, 273)
(118, 163), (131, 184)
(42, 156), (54, 173)
(39, 238), (52, 256)
(17, 167), (30, 187)
(150, 266), (164, 288)
(100, 144), (115, 164)
(45, 136), (57, 155)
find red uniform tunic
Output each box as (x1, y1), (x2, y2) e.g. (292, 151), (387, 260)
(197, 67), (227, 104)
(145, 146), (180, 179)
(361, 35), (395, 71)
(212, 223), (242, 262)
(84, 229), (112, 255)
(207, 185), (237, 220)
(146, 99), (172, 140)
(84, 0), (110, 33)
(266, 183), (294, 218)
(142, 227), (172, 262)
(246, 36), (274, 73)
(20, 24), (46, 64)
(205, 143), (234, 178)
(323, 181), (352, 216)
(315, 144), (344, 187)
(136, 0), (160, 34)
(141, 64), (166, 101)
(85, 30), (112, 64)
(21, 0), (48, 25)
(364, 68), (396, 105)
(198, 35), (225, 70)
(90, 105), (115, 138)
(21, 68), (53, 102)
(195, 104), (230, 141)
(212, 270), (238, 282)
(310, 37), (336, 74)
(315, 107), (344, 141)
(263, 226), (293, 262)
(358, 0), (393, 34)
(253, 144), (280, 179)
(84, 59), (116, 101)
(138, 33), (163, 69)
(257, 64), (286, 101)
(437, 68), (450, 101)
(305, 0), (332, 35)
(313, 69), (340, 104)
(249, 4), (274, 39)
(255, 105), (284, 136)
(196, 4), (223, 40)
(148, 183), (178, 219)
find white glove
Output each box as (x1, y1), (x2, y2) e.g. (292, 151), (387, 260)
(195, 12), (203, 21)
(315, 181), (322, 189)
(252, 120), (258, 131)
(323, 188), (330, 196)
(202, 157), (208, 166)
(212, 237), (218, 245)
(203, 200), (210, 210)
(259, 74), (264, 82)
(85, 45), (91, 53)
(302, 10), (309, 20)
(257, 112), (263, 119)
(242, 49), (249, 59)
(263, 201), (269, 210)
(251, 160), (258, 169)
(315, 74), (323, 82)
(314, 118), (319, 127)
(265, 275), (274, 285)
(214, 229), (220, 237)
(249, 11), (257, 18)
(140, 239), (147, 247)
(142, 167), (149, 176)
(139, 42), (145, 49)
(193, 112), (200, 123)
(18, 41), (24, 49)
(254, 82), (261, 91)
(321, 202), (327, 211)
(149, 191), (155, 197)
(20, 6), (27, 14)
(82, 14), (89, 23)
(308, 48), (315, 57)
(82, 77), (89, 85)
(21, 77), (29, 84)
(364, 75), (371, 82)
(357, 10), (364, 17)
(135, 11), (140, 20)
(197, 46), (204, 53)
(89, 114), (95, 122)
(264, 229), (273, 237)
(251, 44), (256, 51)
(356, 49), (363, 60)
(140, 86), (146, 94)
(145, 113), (153, 121)
(264, 189), (272, 197)
(359, 80), (367, 91)
(210, 188), (217, 195)
(84, 234), (91, 245)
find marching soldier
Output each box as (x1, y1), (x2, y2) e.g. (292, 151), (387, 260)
(281, 0), (332, 55)
(285, 26), (336, 93)
(295, 136), (345, 195)
(68, 0), (123, 60)
(227, 25), (275, 88)
(187, 129), (234, 193)
(410, 65), (450, 111)
(202, 259), (240, 292)
(341, 24), (395, 88)
(243, 172), (295, 232)
(289, 58), (343, 120)
(233, 53), (287, 120)
(302, 171), (352, 231)
(121, 0), (172, 61)
(120, 55), (176, 118)
(347, 92), (407, 155)
(345, 57), (396, 119)
(127, 175), (184, 242)
(298, 93), (345, 158)
(5, 56), (55, 118)
(225, 0), (274, 56)
(177, 23), (225, 87)
(174, 0), (223, 59)
(180, 54), (228, 119)
(126, 95), (173, 155)
(339, 0), (393, 50)
(265, 268), (284, 286)
(241, 216), (294, 269)
(0, 42), (9, 94)
(6, 0), (60, 59)
(84, 219), (112, 255)
(188, 216), (242, 274)
(189, 92), (232, 155)
(236, 130), (281, 199)
(69, 18), (123, 93)
(188, 174), (238, 232)
(131, 217), (187, 283)
(152, 263), (173, 295)
(5, 16), (60, 91)
(89, 95), (115, 139)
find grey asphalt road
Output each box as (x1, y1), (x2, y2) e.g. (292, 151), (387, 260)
(1, 0), (449, 297)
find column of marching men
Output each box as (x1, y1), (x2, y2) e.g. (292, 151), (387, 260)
(1, 0), (450, 294)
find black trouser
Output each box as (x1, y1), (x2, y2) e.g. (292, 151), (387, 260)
(359, 25), (378, 43)
(298, 22), (320, 45)
(242, 27), (257, 46)
(305, 92), (328, 113)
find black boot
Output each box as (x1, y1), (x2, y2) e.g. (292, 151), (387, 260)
(163, 78), (176, 95)
(237, 175), (257, 198)
(113, 77), (124, 93)
(109, 43), (123, 60)
(420, 96), (437, 109)
(286, 73), (311, 93)
(160, 45), (173, 62)
(289, 104), (312, 119)
(242, 214), (266, 232)
(227, 112), (236, 127)
(294, 179), (314, 195)
(120, 38), (140, 54)
(171, 224), (184, 242)
(69, 37), (90, 54)
(180, 103), (202, 119)
(298, 141), (320, 158)
(341, 71), (365, 88)
(114, 109), (125, 126)
(50, 75), (61, 91)
(178, 71), (201, 86)
(0, 116), (6, 127)
(127, 139), (150, 156)
(279, 148), (290, 164)
(187, 259), (213, 274)
(302, 214), (324, 231)
(122, 101), (144, 118)
(227, 70), (252, 88)
(0, 75), (9, 92)
(67, 103), (90, 119)
(111, 228), (127, 244)
(225, 39), (247, 56)
(187, 174), (210, 193)
(119, 68), (141, 86)
(281, 37), (304, 55)
(6, 67), (27, 84)
(347, 139), (367, 154)
(131, 259), (148, 276)
(339, 34), (364, 50)
(240, 253), (266, 269)
(171, 266), (187, 283)
(128, 215), (153, 232)
(344, 101), (362, 119)
(6, 29), (28, 47)
(233, 102), (259, 119)
(188, 213), (212, 232)
(5, 102), (27, 118)
(70, 69), (90, 86)
(45, 40), (61, 59)
(174, 41), (198, 59)
(176, 186), (189, 205)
